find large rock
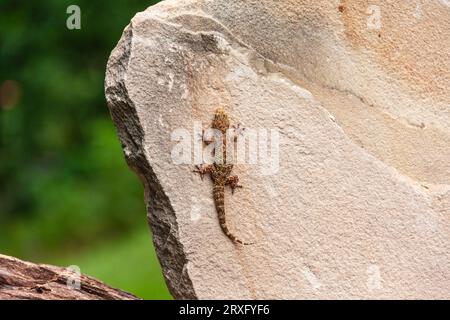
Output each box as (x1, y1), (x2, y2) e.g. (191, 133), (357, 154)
(105, 0), (450, 299)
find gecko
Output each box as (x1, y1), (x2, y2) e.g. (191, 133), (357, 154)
(193, 108), (254, 245)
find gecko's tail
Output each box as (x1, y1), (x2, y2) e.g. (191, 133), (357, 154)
(214, 184), (254, 246)
(221, 222), (255, 246)
(234, 238), (255, 246)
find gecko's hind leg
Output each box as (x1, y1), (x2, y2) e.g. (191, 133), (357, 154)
(226, 175), (242, 194)
(193, 164), (212, 180)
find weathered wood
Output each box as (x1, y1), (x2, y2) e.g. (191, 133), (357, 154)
(0, 254), (140, 300)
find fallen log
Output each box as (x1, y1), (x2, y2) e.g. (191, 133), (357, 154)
(0, 254), (140, 300)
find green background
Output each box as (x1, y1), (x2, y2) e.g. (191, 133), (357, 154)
(0, 0), (171, 299)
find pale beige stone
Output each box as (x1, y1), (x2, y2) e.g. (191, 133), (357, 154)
(105, 0), (450, 299)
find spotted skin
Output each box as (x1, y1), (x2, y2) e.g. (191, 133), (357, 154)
(194, 108), (253, 245)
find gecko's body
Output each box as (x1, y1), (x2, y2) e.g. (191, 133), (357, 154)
(194, 108), (253, 245)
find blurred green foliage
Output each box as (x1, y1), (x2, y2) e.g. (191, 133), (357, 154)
(0, 0), (170, 299)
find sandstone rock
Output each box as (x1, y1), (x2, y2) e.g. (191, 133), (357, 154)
(105, 0), (450, 299)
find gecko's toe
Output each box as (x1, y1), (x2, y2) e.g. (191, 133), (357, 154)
(193, 166), (204, 180)
(231, 185), (243, 194)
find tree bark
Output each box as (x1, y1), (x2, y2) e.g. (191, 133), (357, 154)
(0, 254), (140, 300)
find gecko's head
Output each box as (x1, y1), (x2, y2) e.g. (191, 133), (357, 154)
(212, 107), (230, 133)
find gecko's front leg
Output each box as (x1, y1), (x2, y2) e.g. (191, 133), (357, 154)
(226, 175), (242, 194)
(232, 123), (246, 142)
(196, 126), (218, 145)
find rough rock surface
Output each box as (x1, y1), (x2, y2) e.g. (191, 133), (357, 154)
(0, 254), (139, 300)
(105, 0), (450, 299)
